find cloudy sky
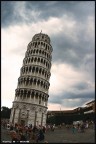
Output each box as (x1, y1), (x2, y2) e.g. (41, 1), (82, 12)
(1, 1), (95, 110)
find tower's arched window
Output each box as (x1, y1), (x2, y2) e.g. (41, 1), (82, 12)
(37, 80), (40, 85)
(39, 50), (41, 54)
(32, 67), (35, 73)
(44, 60), (45, 65)
(35, 42), (37, 48)
(38, 58), (40, 62)
(26, 67), (28, 73)
(31, 57), (33, 62)
(29, 66), (31, 72)
(29, 58), (31, 63)
(38, 42), (40, 46)
(36, 67), (38, 73)
(23, 67), (25, 73)
(26, 59), (27, 64)
(42, 70), (44, 75)
(45, 39), (47, 42)
(41, 59), (43, 63)
(46, 44), (47, 50)
(28, 58), (29, 63)
(47, 63), (49, 68)
(41, 81), (43, 87)
(34, 57), (37, 62)
(33, 50), (35, 53)
(39, 98), (41, 104)
(45, 52), (46, 56)
(45, 73), (46, 78)
(34, 79), (36, 85)
(47, 54), (49, 59)
(36, 49), (38, 54)
(39, 68), (41, 74)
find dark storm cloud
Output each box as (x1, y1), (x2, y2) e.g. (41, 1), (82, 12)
(49, 90), (95, 105)
(73, 82), (89, 90)
(51, 27), (94, 66)
(1, 1), (94, 27)
(18, 1), (94, 22)
(49, 81), (95, 106)
(35, 1), (94, 22)
(1, 1), (22, 27)
(63, 98), (93, 108)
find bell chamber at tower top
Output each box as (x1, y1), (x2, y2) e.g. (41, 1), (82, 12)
(32, 33), (51, 44)
(27, 33), (53, 53)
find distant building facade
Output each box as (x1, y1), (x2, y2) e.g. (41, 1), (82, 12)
(10, 32), (53, 126)
(47, 100), (95, 124)
(83, 100), (95, 114)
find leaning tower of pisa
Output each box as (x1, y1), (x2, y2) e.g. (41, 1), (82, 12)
(10, 32), (53, 126)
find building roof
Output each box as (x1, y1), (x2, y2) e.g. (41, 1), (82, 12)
(47, 110), (76, 114)
(85, 100), (95, 105)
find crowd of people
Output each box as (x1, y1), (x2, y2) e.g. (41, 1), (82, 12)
(1, 119), (94, 143)
(1, 120), (52, 143)
(9, 123), (47, 143)
(65, 120), (94, 133)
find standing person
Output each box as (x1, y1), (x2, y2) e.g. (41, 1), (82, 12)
(42, 126), (46, 133)
(36, 128), (45, 143)
(72, 125), (76, 134)
(30, 124), (32, 129)
(10, 130), (20, 143)
(31, 125), (37, 141)
(10, 124), (14, 131)
(19, 132), (27, 141)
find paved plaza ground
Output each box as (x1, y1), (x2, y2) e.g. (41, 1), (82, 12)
(1, 126), (95, 143)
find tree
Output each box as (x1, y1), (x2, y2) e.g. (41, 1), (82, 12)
(1, 106), (11, 119)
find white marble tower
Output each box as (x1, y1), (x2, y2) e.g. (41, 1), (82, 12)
(10, 32), (53, 126)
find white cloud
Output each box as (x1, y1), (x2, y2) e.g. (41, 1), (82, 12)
(48, 103), (73, 111)
(49, 62), (85, 95)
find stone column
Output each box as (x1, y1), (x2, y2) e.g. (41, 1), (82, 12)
(42, 97), (44, 106)
(30, 93), (31, 101)
(34, 93), (35, 103)
(18, 108), (21, 124)
(12, 108), (16, 125)
(21, 94), (23, 100)
(41, 96), (42, 105)
(34, 111), (37, 126)
(26, 110), (29, 125)
(10, 108), (13, 123)
(41, 113), (43, 126)
(45, 98), (48, 106)
(26, 92), (27, 100)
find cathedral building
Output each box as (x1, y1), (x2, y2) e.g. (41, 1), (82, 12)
(10, 32), (53, 126)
